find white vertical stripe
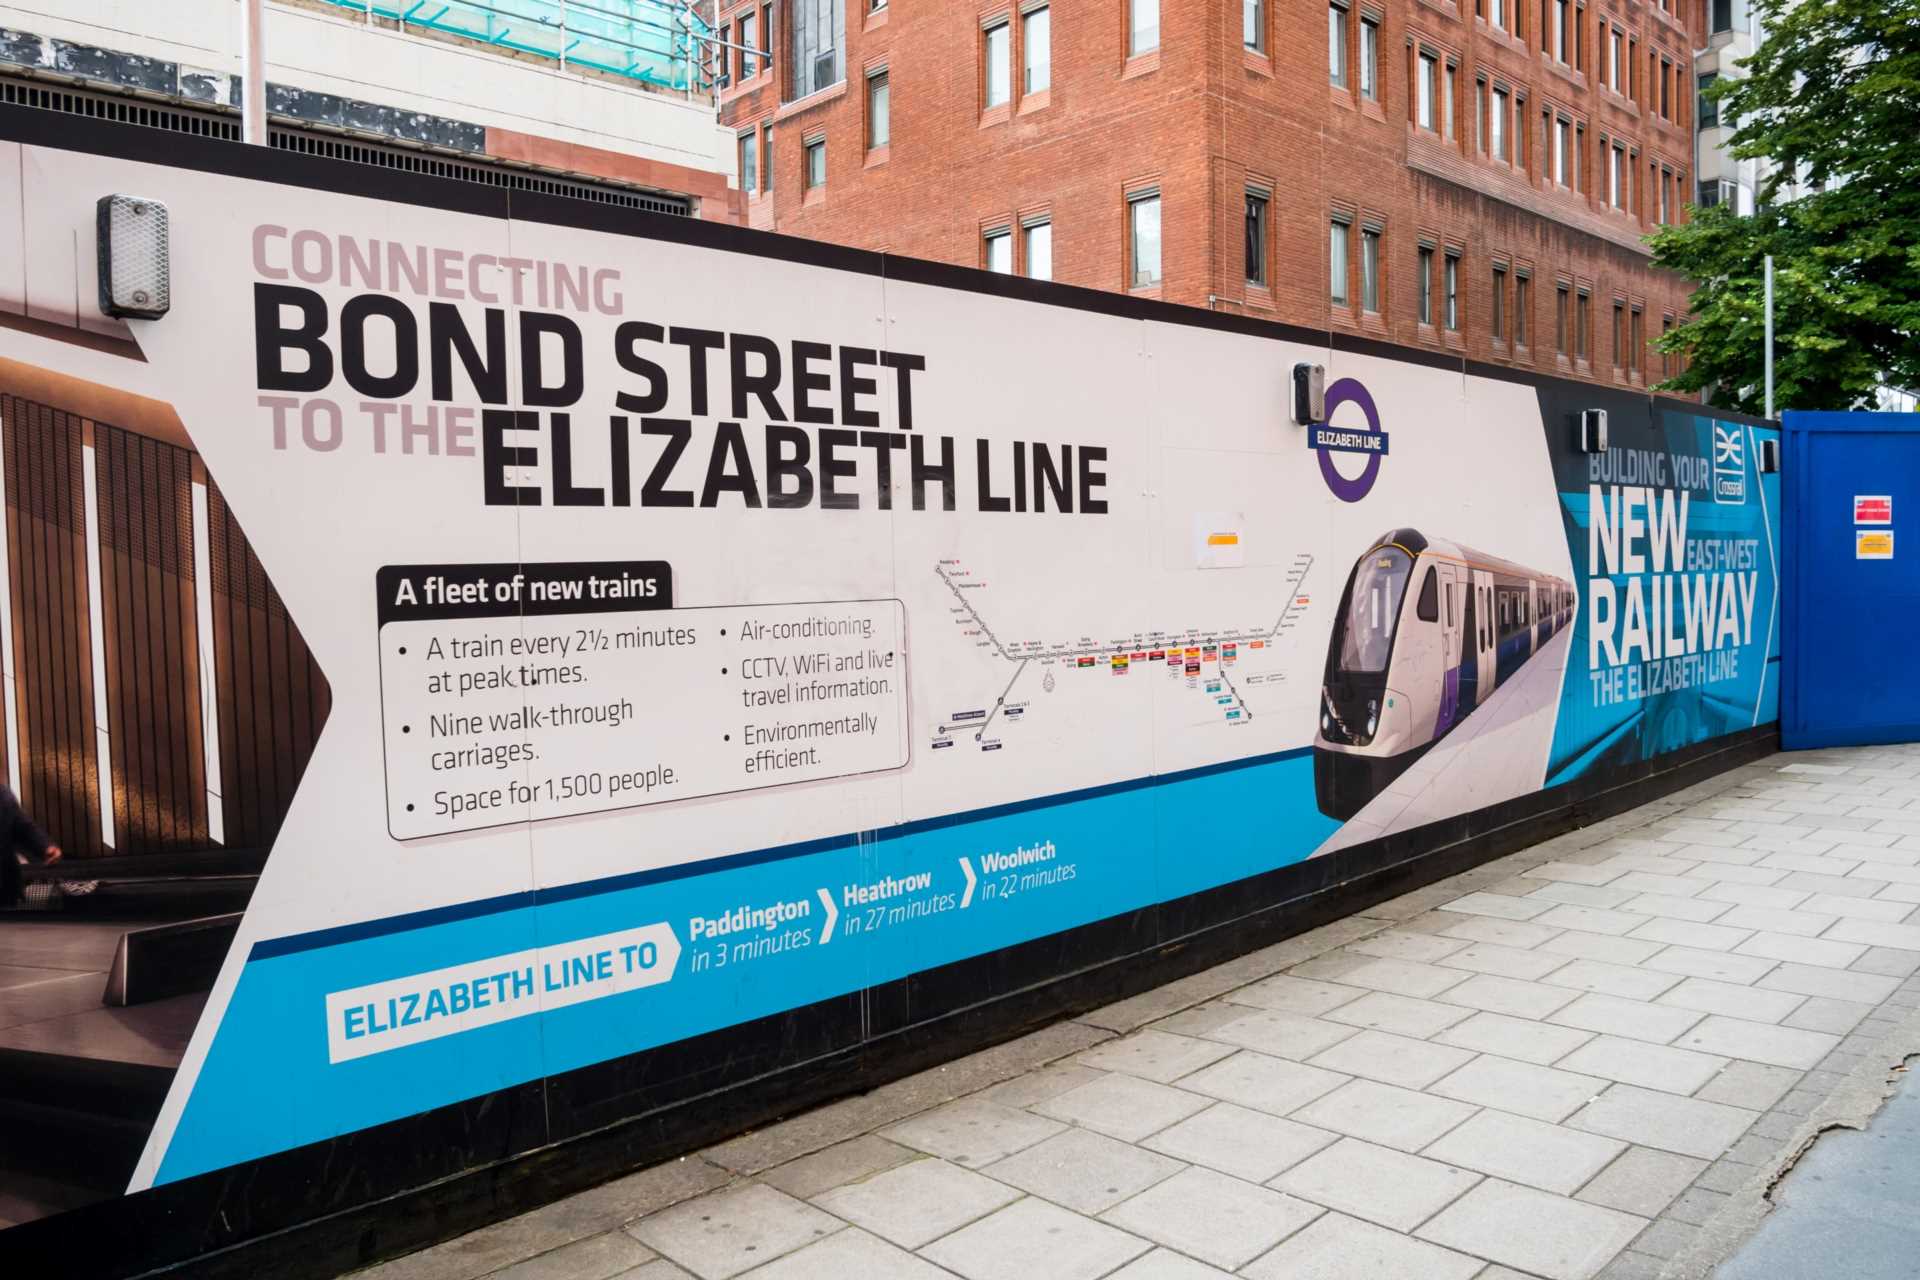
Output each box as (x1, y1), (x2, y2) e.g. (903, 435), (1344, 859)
(0, 409), (19, 796)
(191, 479), (225, 844)
(1749, 424), (1778, 727)
(82, 442), (115, 849)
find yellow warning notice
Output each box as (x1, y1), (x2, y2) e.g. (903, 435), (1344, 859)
(1856, 530), (1895, 560)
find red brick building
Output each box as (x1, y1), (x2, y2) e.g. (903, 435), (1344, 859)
(715, 0), (1701, 388)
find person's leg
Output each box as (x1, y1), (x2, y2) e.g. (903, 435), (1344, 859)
(0, 849), (21, 906)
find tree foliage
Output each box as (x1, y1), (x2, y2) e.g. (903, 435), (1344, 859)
(1648, 0), (1920, 413)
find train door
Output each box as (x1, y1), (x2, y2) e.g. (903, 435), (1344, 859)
(1528, 580), (1541, 654)
(1473, 570), (1496, 705)
(1434, 563), (1464, 735)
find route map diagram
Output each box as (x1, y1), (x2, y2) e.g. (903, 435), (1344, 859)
(930, 554), (1317, 754)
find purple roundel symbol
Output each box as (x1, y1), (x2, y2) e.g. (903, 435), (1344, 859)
(1316, 377), (1383, 504)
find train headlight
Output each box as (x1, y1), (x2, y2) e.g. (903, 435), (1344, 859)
(1365, 700), (1379, 739)
(1321, 710), (1332, 735)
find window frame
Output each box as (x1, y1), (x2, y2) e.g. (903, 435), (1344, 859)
(1417, 243), (1435, 326)
(1131, 0), (1160, 56)
(1022, 215), (1053, 281)
(1128, 188), (1163, 289)
(866, 66), (890, 151)
(1360, 223), (1382, 313)
(983, 17), (1012, 110)
(1023, 2), (1051, 94)
(1329, 1), (1351, 88)
(1245, 188), (1271, 288)
(1329, 214), (1352, 307)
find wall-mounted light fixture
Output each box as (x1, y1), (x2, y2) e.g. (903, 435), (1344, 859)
(96, 195), (171, 320)
(1292, 362), (1326, 426)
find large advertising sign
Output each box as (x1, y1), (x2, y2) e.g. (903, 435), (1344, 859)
(0, 118), (1777, 1264)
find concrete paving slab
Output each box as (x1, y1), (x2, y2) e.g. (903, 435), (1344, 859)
(1099, 1166), (1322, 1271)
(979, 1127), (1182, 1216)
(1241, 1211), (1483, 1280)
(919, 1197), (1149, 1280)
(1415, 1179), (1646, 1280)
(1269, 1137), (1480, 1231)
(812, 1157), (1019, 1248)
(1140, 1102), (1338, 1182)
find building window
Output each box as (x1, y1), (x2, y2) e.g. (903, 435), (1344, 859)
(1024, 218), (1052, 281)
(1515, 271), (1531, 347)
(1025, 5), (1051, 93)
(740, 11), (760, 79)
(1554, 118), (1570, 185)
(866, 70), (890, 149)
(1698, 73), (1719, 128)
(804, 136), (827, 189)
(1329, 3), (1349, 87)
(764, 4), (776, 74)
(1361, 226), (1381, 312)
(984, 227), (1013, 274)
(1555, 283), (1569, 355)
(1245, 190), (1269, 287)
(1492, 264), (1507, 340)
(1576, 288), (1592, 361)
(1553, 0), (1568, 62)
(1246, 0), (1265, 52)
(984, 20), (1010, 108)
(1631, 306), (1645, 378)
(1443, 250), (1460, 330)
(1608, 27), (1622, 91)
(1661, 314), (1674, 378)
(1491, 86), (1509, 159)
(1131, 0), (1159, 55)
(1608, 142), (1623, 209)
(1611, 301), (1625, 370)
(1491, 0), (1506, 28)
(739, 130), (759, 192)
(1417, 245), (1434, 325)
(1129, 191), (1161, 287)
(1476, 80), (1488, 152)
(762, 124), (774, 191)
(1444, 63), (1457, 138)
(1711, 0), (1733, 33)
(1360, 16), (1379, 99)
(1417, 52), (1437, 128)
(790, 0), (845, 100)
(1330, 217), (1351, 305)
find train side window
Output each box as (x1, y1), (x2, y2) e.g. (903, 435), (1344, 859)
(1446, 583), (1455, 627)
(1416, 568), (1439, 622)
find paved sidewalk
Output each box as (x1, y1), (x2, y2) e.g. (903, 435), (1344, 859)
(354, 746), (1920, 1280)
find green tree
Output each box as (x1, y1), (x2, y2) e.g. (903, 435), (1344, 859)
(1649, 0), (1920, 413)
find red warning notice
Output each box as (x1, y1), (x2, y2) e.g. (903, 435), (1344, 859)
(1856, 495), (1893, 525)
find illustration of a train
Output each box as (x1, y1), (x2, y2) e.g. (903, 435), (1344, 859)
(1314, 528), (1574, 820)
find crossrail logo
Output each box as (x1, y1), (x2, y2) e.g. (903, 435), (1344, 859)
(1713, 424), (1747, 503)
(1310, 377), (1389, 503)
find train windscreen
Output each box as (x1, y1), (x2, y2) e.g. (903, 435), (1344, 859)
(1337, 546), (1413, 673)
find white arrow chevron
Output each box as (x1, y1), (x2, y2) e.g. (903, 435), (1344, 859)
(958, 857), (977, 909)
(816, 887), (839, 943)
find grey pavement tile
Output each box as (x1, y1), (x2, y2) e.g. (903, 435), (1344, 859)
(1535, 906), (1649, 936)
(1873, 881), (1920, 905)
(1755, 852), (1863, 876)
(1664, 1187), (1732, 1228)
(1176, 1050), (1349, 1118)
(1548, 993), (1704, 1045)
(1441, 917), (1565, 948)
(1074, 1029), (1239, 1083)
(1323, 990), (1475, 1037)
(1103, 1248), (1234, 1279)
(1692, 1060), (1803, 1111)
(1422, 1109), (1627, 1196)
(1435, 1011), (1596, 1066)
(1692, 882), (1811, 910)
(1415, 1179), (1647, 1280)
(733, 1228), (953, 1280)
(1670, 1014), (1840, 1069)
(1542, 960), (1682, 1001)
(919, 1198), (1149, 1280)
(1574, 1147), (1707, 1217)
(1241, 1211), (1484, 1280)
(980, 1127), (1182, 1216)
(1781, 996), (1874, 1035)
(1734, 931), (1869, 969)
(1526, 861), (1631, 887)
(1654, 976), (1805, 1024)
(1223, 974), (1367, 1016)
(1142, 1102), (1338, 1182)
(1607, 872), (1708, 898)
(1538, 932), (1666, 965)
(1618, 893), (1732, 924)
(627, 1185), (842, 1280)
(1032, 1072), (1211, 1142)
(1305, 1028), (1476, 1089)
(1853, 944), (1920, 976)
(1775, 870), (1887, 900)
(1287, 955), (1472, 1000)
(1527, 882), (1643, 910)
(881, 1099), (1066, 1167)
(1441, 942), (1576, 981)
(1100, 1166), (1323, 1271)
(1626, 1219), (1699, 1261)
(1270, 1136), (1481, 1231)
(612, 1263), (695, 1280)
(1641, 946), (1779, 985)
(1677, 862), (1789, 887)
(1714, 905), (1839, 937)
(1441, 973), (1584, 1019)
(1567, 1085), (1757, 1160)
(488, 1233), (657, 1280)
(1624, 918), (1753, 952)
(1204, 1009), (1362, 1061)
(1556, 1035), (1728, 1095)
(1290, 1079), (1479, 1153)
(1825, 917), (1920, 952)
(759, 1136), (917, 1201)
(981, 1062), (1109, 1109)
(1429, 1053), (1608, 1123)
(1440, 893), (1557, 921)
(1757, 962), (1902, 1002)
(1346, 929), (1475, 963)
(814, 1157), (1020, 1249)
